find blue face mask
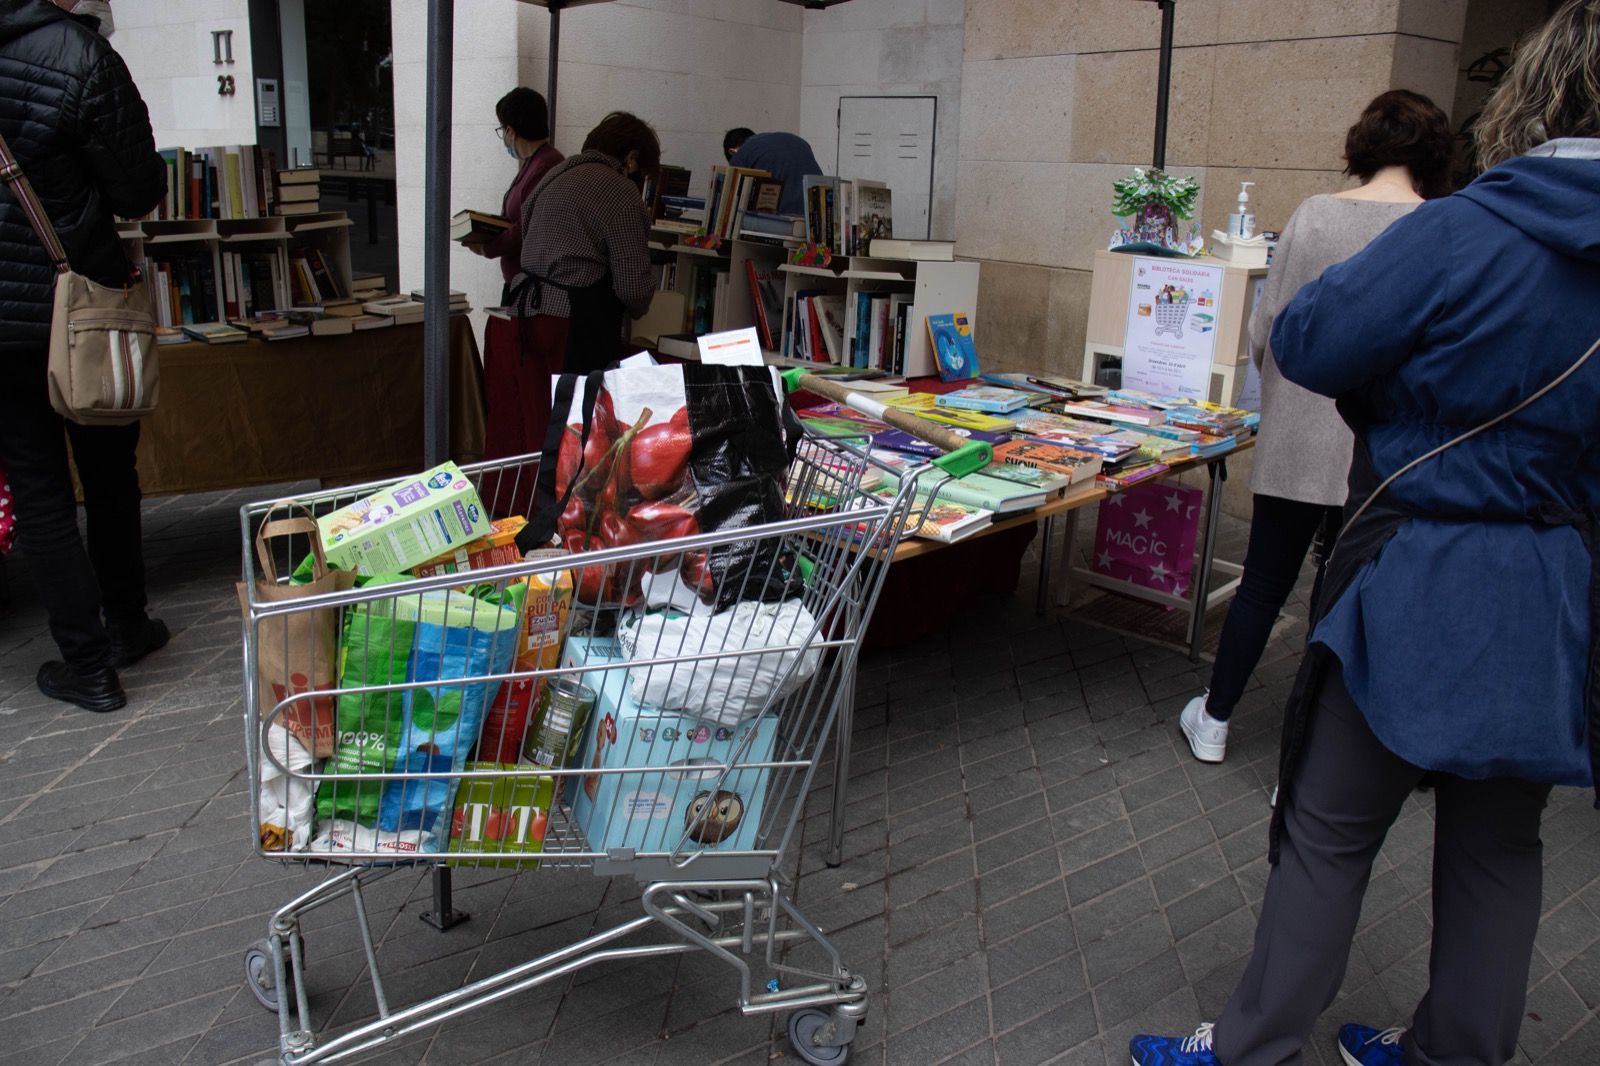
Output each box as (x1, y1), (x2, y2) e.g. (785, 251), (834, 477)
(506, 143), (521, 161)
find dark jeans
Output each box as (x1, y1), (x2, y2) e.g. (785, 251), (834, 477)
(0, 352), (147, 672)
(1207, 494), (1342, 720)
(1215, 667), (1550, 1066)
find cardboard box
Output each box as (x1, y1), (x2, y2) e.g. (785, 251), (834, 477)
(318, 462), (491, 575)
(410, 516), (527, 579)
(563, 636), (776, 856)
(445, 761), (556, 868)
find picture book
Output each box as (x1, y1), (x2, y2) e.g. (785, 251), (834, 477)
(1098, 461), (1170, 490)
(926, 312), (979, 382)
(870, 450), (1044, 515)
(992, 439), (1102, 485)
(871, 427), (1010, 459)
(181, 322), (248, 344)
(915, 406), (1017, 433)
(872, 486), (992, 543)
(935, 385), (1034, 413)
(981, 459), (1075, 499)
(1056, 399), (1167, 427)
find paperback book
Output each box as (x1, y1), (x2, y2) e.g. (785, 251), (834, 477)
(991, 439), (1102, 485)
(926, 312), (979, 382)
(935, 385), (1034, 413)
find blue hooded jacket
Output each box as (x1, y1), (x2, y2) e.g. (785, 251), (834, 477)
(1272, 140), (1600, 786)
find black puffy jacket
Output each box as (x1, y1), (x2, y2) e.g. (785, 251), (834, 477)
(0, 0), (165, 356)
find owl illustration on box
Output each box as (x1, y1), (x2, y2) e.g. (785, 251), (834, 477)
(685, 790), (745, 845)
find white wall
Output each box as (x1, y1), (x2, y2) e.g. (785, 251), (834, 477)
(799, 0), (965, 241)
(392, 0), (806, 317)
(113, 0), (259, 148)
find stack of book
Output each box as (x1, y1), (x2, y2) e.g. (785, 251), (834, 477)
(287, 248), (347, 305)
(350, 272), (387, 300)
(364, 296), (426, 325)
(149, 145), (280, 221)
(449, 210), (510, 247)
(276, 168), (321, 217)
(803, 177), (893, 255)
(180, 322), (249, 345)
(409, 289), (472, 315)
(935, 386), (1037, 414)
(218, 249), (290, 320)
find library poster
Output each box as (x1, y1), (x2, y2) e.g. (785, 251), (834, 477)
(1121, 257), (1225, 400)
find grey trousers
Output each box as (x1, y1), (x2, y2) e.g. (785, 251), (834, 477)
(1214, 667), (1552, 1066)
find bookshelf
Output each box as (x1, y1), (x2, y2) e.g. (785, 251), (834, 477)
(121, 211), (355, 327)
(776, 255), (979, 377)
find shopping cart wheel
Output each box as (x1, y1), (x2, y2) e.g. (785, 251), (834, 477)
(787, 1008), (851, 1065)
(244, 936), (300, 1012)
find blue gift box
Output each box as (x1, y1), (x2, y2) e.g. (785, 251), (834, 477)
(563, 636), (778, 856)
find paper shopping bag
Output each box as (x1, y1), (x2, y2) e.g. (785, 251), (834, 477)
(238, 507), (358, 757)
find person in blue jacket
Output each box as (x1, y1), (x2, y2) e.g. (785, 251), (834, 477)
(722, 128), (822, 217)
(1131, 3), (1600, 1065)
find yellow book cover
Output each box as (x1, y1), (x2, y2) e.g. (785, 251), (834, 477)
(225, 150), (244, 220)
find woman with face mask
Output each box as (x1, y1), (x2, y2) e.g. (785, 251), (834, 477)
(475, 88), (562, 290)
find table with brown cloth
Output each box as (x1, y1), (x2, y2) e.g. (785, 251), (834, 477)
(134, 316), (486, 496)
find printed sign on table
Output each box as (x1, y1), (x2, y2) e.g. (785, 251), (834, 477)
(1122, 256), (1226, 400)
(1092, 480), (1203, 597)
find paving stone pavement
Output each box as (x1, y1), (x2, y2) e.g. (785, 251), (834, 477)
(1, 484), (1598, 1065)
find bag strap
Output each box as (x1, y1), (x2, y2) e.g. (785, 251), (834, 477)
(254, 504), (328, 585)
(1341, 333), (1600, 538)
(0, 128), (70, 275)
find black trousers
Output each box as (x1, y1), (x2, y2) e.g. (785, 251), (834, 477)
(1215, 667), (1551, 1066)
(1207, 494), (1342, 720)
(0, 352), (147, 672)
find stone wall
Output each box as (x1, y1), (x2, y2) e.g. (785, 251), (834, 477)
(958, 0), (1469, 386)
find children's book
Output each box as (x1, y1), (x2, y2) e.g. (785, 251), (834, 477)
(1056, 399), (1167, 428)
(874, 486), (992, 543)
(935, 385), (1034, 413)
(991, 439), (1102, 485)
(871, 427), (1010, 459)
(926, 312), (979, 382)
(870, 449), (1044, 514)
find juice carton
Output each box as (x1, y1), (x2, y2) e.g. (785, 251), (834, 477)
(318, 462), (490, 575)
(445, 761), (556, 868)
(409, 516), (527, 580)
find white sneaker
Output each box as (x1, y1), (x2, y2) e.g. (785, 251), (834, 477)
(1179, 693), (1229, 763)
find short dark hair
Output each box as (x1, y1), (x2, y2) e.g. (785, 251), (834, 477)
(496, 88), (549, 141)
(723, 128), (755, 157)
(583, 111), (662, 174)
(1343, 89), (1455, 199)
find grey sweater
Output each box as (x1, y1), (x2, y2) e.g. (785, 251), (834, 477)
(1248, 195), (1418, 506)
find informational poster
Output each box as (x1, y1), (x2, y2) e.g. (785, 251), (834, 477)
(1122, 256), (1226, 400)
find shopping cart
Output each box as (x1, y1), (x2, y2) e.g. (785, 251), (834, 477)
(239, 436), (929, 1065)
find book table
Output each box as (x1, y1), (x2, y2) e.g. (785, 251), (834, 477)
(821, 438), (1253, 866)
(132, 317), (486, 496)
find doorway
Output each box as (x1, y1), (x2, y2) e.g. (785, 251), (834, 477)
(837, 96), (937, 241)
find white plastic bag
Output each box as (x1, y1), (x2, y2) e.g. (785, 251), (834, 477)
(259, 724), (317, 852)
(307, 818), (438, 858)
(618, 599), (822, 726)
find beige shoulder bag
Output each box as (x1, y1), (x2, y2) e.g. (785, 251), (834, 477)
(0, 129), (159, 425)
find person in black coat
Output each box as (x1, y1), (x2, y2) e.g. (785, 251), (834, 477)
(0, 0), (169, 712)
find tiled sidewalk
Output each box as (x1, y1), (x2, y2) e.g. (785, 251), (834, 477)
(1, 486), (1597, 1065)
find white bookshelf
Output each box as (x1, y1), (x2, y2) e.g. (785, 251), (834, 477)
(777, 255), (979, 377)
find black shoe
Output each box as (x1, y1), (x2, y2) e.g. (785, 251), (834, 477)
(37, 661), (127, 713)
(108, 617), (170, 670)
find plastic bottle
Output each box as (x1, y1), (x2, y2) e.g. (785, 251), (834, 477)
(1228, 182), (1256, 239)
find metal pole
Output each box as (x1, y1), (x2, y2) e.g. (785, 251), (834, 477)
(1152, 0), (1176, 170)
(546, 3), (561, 132)
(1187, 459), (1227, 662)
(422, 0), (454, 468)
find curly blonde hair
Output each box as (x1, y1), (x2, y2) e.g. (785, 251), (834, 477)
(1476, 0), (1600, 171)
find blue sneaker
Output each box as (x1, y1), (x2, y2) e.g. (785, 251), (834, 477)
(1337, 1024), (1404, 1066)
(1129, 1023), (1218, 1066)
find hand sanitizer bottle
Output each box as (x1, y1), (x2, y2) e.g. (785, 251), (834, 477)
(1228, 182), (1256, 239)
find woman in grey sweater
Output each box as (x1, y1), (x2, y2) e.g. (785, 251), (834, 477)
(1178, 90), (1455, 766)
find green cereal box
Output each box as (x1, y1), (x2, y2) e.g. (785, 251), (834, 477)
(318, 462), (490, 575)
(445, 762), (556, 868)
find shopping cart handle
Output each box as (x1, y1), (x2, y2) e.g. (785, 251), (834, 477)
(932, 440), (993, 479)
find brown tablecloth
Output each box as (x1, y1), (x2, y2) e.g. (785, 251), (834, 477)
(135, 317), (486, 496)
